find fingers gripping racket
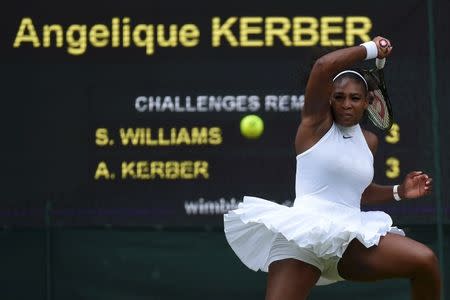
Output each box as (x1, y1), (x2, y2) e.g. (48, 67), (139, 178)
(364, 43), (394, 131)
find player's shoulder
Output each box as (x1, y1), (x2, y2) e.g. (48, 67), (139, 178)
(361, 128), (379, 155)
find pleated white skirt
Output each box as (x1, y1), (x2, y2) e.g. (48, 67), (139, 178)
(224, 196), (404, 285)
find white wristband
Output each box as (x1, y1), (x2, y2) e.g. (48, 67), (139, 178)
(360, 41), (378, 60)
(393, 185), (402, 201)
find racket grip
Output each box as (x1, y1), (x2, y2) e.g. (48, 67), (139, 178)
(376, 58), (386, 69)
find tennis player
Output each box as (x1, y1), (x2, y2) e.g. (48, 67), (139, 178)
(224, 36), (441, 300)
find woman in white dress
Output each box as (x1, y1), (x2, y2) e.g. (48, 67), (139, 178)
(224, 36), (441, 300)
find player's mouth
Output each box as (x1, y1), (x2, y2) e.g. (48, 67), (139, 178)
(341, 112), (353, 118)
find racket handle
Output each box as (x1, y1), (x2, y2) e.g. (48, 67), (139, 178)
(376, 58), (386, 69)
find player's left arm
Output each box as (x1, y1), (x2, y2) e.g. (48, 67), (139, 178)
(361, 129), (433, 205)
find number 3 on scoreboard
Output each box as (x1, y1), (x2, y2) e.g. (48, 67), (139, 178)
(385, 123), (400, 144)
(385, 157), (400, 179)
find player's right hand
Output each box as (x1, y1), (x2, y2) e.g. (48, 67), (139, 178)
(373, 36), (393, 59)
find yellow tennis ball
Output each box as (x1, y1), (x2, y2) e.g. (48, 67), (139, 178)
(240, 115), (264, 139)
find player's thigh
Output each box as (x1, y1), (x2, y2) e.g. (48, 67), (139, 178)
(266, 258), (321, 300)
(337, 233), (438, 281)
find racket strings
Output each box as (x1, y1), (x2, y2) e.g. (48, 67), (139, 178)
(363, 70), (394, 131)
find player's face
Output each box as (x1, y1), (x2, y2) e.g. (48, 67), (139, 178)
(330, 78), (369, 127)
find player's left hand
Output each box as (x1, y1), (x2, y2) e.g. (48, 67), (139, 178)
(399, 171), (433, 199)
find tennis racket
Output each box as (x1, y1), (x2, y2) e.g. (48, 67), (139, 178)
(363, 39), (394, 131)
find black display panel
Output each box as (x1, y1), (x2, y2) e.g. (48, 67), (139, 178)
(1, 0), (448, 226)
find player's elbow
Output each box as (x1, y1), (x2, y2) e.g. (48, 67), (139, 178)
(312, 56), (337, 77)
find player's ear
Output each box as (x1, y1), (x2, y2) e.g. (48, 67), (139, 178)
(363, 94), (370, 110)
(367, 91), (374, 104)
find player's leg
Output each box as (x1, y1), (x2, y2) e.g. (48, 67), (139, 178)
(265, 258), (321, 300)
(337, 233), (441, 300)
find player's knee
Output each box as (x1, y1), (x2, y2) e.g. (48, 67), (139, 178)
(415, 247), (439, 275)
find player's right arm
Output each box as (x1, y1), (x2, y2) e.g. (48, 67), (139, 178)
(294, 46), (366, 154)
(295, 37), (390, 154)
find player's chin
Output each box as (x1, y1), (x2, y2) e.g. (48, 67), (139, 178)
(336, 118), (358, 127)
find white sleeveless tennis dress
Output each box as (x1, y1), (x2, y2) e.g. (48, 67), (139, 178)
(224, 122), (404, 285)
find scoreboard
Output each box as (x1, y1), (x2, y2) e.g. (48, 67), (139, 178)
(1, 0), (448, 226)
